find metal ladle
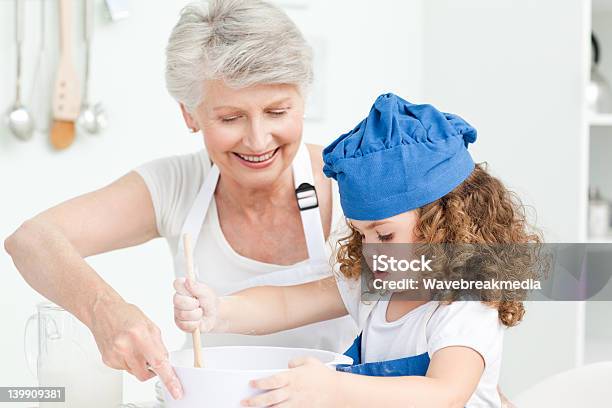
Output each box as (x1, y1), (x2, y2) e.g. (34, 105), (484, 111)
(77, 0), (107, 135)
(6, 0), (35, 141)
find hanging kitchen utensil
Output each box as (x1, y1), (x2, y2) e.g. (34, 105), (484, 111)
(29, 0), (52, 134)
(6, 0), (35, 141)
(587, 33), (612, 114)
(77, 0), (107, 136)
(50, 0), (81, 150)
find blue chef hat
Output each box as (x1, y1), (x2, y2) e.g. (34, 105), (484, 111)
(322, 93), (477, 221)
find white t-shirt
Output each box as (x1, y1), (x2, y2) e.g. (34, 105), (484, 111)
(135, 149), (358, 352)
(337, 276), (504, 407)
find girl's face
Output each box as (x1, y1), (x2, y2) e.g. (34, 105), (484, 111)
(181, 80), (305, 189)
(350, 210), (420, 284)
(350, 210), (419, 245)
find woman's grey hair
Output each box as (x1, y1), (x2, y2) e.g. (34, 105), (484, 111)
(166, 0), (313, 111)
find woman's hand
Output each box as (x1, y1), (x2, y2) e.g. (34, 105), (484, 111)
(241, 357), (342, 407)
(89, 299), (183, 400)
(173, 277), (220, 333)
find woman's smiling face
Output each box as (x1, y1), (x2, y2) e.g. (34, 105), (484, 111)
(182, 80), (305, 189)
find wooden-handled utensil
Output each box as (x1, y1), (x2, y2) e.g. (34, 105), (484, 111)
(183, 233), (204, 368)
(50, 0), (81, 150)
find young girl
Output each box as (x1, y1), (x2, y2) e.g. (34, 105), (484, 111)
(173, 93), (540, 407)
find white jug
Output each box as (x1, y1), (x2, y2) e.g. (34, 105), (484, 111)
(24, 301), (123, 407)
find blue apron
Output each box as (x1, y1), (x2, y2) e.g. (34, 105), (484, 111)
(335, 333), (430, 376)
(335, 301), (439, 377)
(334, 303), (469, 407)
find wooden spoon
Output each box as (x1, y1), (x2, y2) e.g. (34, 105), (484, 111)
(183, 233), (204, 368)
(50, 0), (81, 150)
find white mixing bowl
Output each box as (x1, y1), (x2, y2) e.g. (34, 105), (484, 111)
(162, 346), (353, 407)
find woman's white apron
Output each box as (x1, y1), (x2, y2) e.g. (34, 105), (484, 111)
(175, 144), (358, 352)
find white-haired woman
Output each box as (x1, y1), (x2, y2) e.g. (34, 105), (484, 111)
(4, 0), (357, 400)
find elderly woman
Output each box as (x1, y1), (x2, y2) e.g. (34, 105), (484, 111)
(4, 0), (357, 400)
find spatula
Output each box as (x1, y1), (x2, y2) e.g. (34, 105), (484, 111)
(50, 0), (81, 150)
(183, 233), (204, 368)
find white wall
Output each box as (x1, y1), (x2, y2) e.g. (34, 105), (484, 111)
(0, 0), (424, 403)
(421, 0), (590, 397)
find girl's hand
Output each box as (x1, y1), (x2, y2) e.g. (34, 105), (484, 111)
(173, 277), (219, 333)
(242, 357), (343, 407)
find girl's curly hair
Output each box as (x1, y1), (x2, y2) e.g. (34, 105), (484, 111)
(335, 163), (543, 327)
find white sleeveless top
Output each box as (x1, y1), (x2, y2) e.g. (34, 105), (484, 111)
(135, 147), (358, 353)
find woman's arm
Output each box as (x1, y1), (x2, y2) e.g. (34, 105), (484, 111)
(4, 172), (184, 399)
(4, 172), (157, 325)
(174, 275), (348, 335)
